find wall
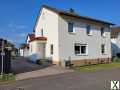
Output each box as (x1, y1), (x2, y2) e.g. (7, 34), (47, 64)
(19, 48), (29, 57)
(34, 8), (59, 61)
(58, 15), (111, 62)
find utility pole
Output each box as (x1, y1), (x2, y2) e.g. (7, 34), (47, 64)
(1, 39), (5, 76)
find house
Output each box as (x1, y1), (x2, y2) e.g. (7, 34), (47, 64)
(111, 26), (120, 57)
(19, 43), (29, 57)
(28, 5), (114, 66)
(19, 34), (35, 57)
(26, 34), (35, 44)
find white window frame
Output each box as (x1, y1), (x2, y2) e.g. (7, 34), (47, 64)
(101, 27), (106, 37)
(30, 45), (32, 52)
(74, 43), (88, 55)
(101, 44), (106, 54)
(50, 44), (53, 55)
(86, 24), (92, 36)
(41, 29), (43, 36)
(68, 22), (75, 33)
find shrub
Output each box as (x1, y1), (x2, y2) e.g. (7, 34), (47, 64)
(116, 53), (120, 58)
(0, 73), (15, 82)
(112, 57), (120, 62)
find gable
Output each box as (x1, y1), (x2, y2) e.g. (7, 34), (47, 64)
(26, 34), (35, 43)
(33, 7), (58, 33)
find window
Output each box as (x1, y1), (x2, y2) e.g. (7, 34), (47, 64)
(101, 27), (105, 36)
(81, 46), (86, 54)
(50, 44), (53, 55)
(74, 44), (87, 55)
(86, 25), (91, 35)
(30, 45), (32, 52)
(41, 29), (43, 36)
(101, 44), (105, 54)
(68, 22), (74, 33)
(75, 45), (80, 54)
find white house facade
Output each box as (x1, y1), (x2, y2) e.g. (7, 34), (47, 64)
(19, 44), (29, 57)
(28, 5), (113, 66)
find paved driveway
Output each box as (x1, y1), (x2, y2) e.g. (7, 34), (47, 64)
(11, 57), (73, 80)
(1, 68), (120, 90)
(11, 57), (51, 74)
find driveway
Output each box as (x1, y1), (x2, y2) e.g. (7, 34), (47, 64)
(11, 57), (52, 74)
(11, 57), (73, 80)
(1, 68), (120, 90)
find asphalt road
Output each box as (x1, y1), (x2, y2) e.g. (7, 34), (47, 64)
(1, 68), (120, 90)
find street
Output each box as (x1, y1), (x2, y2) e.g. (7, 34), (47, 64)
(1, 68), (120, 90)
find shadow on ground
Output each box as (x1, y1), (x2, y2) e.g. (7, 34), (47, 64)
(11, 57), (52, 74)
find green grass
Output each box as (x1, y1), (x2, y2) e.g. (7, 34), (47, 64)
(0, 74), (16, 84)
(72, 62), (120, 72)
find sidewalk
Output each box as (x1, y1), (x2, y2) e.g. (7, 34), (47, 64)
(16, 65), (74, 81)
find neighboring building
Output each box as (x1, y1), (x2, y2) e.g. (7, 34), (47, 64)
(19, 43), (29, 57)
(28, 5), (114, 66)
(111, 26), (120, 56)
(19, 34), (35, 57)
(26, 34), (35, 44)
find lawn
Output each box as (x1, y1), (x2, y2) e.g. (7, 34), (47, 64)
(72, 62), (120, 72)
(0, 74), (15, 84)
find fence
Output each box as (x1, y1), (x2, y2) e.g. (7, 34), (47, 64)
(0, 49), (11, 74)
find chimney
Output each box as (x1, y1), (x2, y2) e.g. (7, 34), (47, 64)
(69, 8), (75, 13)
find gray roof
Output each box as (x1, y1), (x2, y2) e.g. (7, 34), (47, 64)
(33, 5), (114, 32)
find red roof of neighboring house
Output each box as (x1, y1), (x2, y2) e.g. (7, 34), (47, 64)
(20, 44), (29, 49)
(27, 34), (35, 41)
(29, 37), (47, 42)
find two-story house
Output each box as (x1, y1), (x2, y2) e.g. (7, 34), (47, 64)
(111, 26), (120, 57)
(29, 5), (114, 66)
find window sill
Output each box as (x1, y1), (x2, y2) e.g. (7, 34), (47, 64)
(68, 32), (76, 35)
(75, 54), (88, 56)
(87, 34), (93, 36)
(101, 35), (106, 38)
(102, 53), (107, 55)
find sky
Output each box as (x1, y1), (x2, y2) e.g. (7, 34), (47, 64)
(0, 0), (120, 47)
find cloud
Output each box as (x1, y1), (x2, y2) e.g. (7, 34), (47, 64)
(8, 22), (29, 31)
(19, 33), (26, 37)
(17, 25), (28, 29)
(0, 22), (30, 47)
(8, 23), (14, 28)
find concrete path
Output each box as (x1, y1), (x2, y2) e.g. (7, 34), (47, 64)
(16, 65), (73, 81)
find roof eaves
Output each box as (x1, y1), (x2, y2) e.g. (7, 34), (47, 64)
(59, 12), (114, 25)
(33, 5), (114, 32)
